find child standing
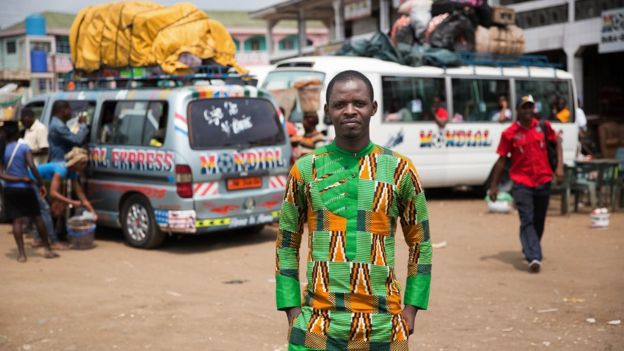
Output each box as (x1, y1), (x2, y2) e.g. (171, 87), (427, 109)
(0, 121), (58, 262)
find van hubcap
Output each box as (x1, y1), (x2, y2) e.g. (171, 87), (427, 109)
(126, 204), (149, 242)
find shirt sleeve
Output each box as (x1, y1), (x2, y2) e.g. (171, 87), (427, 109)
(51, 121), (88, 147)
(496, 131), (511, 157)
(397, 158), (432, 310)
(275, 162), (307, 310)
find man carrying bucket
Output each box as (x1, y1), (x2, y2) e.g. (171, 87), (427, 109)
(489, 95), (564, 273)
(31, 147), (96, 249)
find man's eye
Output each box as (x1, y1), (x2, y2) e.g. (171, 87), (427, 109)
(355, 102), (366, 107)
(333, 102), (345, 108)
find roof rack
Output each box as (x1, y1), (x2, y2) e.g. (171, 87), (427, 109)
(459, 53), (563, 68)
(60, 64), (256, 91)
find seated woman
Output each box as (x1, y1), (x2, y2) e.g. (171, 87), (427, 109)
(491, 95), (512, 122)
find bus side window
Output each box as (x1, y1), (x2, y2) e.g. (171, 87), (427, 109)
(451, 78), (510, 123)
(515, 79), (574, 123)
(381, 76), (446, 123)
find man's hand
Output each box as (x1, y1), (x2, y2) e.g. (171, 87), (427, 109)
(401, 305), (418, 335)
(78, 115), (87, 124)
(39, 185), (47, 198)
(555, 164), (564, 182)
(285, 307), (302, 326)
(489, 185), (498, 202)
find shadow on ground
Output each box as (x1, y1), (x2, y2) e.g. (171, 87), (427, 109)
(480, 250), (528, 272)
(94, 225), (277, 254)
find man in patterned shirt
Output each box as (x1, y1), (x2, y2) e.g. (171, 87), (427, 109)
(275, 70), (432, 350)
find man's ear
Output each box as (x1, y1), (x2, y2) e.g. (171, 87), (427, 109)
(371, 100), (378, 116)
(324, 103), (329, 115)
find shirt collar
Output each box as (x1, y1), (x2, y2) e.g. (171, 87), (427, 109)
(515, 118), (538, 130)
(327, 140), (375, 158)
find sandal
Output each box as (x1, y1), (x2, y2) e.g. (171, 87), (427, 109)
(43, 250), (60, 259)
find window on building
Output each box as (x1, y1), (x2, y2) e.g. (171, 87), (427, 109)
(381, 76), (446, 123)
(6, 40), (16, 54)
(515, 79), (574, 123)
(233, 38), (240, 52)
(452, 79), (511, 122)
(244, 36), (266, 52)
(98, 101), (168, 146)
(56, 36), (70, 54)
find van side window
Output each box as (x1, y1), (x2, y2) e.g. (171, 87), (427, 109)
(452, 79), (511, 123)
(381, 76), (446, 123)
(98, 101), (168, 147)
(515, 79), (574, 123)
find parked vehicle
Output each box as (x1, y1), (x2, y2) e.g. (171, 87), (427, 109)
(21, 79), (291, 248)
(262, 56), (579, 189)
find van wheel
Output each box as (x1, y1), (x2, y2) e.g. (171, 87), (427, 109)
(121, 195), (165, 249)
(246, 224), (265, 235)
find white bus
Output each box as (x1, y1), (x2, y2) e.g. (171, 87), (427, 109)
(262, 56), (579, 189)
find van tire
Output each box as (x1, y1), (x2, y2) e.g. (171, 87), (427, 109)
(120, 194), (165, 249)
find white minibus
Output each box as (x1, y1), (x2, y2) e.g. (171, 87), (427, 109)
(262, 56), (579, 189)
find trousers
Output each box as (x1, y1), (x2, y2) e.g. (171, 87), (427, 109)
(512, 182), (551, 262)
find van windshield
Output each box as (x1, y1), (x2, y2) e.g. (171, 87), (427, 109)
(262, 70), (325, 123)
(187, 98), (284, 149)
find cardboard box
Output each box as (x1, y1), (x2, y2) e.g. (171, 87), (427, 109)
(492, 6), (515, 26)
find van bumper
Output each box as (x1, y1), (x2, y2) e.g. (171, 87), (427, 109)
(194, 210), (281, 233)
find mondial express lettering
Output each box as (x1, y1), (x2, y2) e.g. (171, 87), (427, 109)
(89, 147), (174, 172)
(200, 148), (285, 175)
(419, 129), (492, 148)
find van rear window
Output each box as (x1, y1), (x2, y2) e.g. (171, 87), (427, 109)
(187, 98), (284, 149)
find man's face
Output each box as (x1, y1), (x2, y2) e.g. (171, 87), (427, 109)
(21, 115), (34, 129)
(517, 103), (534, 124)
(324, 79), (377, 141)
(62, 106), (72, 120)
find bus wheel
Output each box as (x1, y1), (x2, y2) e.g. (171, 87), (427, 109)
(121, 194), (165, 249)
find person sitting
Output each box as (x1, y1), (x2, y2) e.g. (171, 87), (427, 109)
(554, 96), (571, 123)
(30, 147), (97, 249)
(432, 96), (449, 128)
(491, 95), (512, 122)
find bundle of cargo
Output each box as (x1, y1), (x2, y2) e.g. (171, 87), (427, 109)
(293, 78), (322, 113)
(391, 0), (525, 56)
(69, 1), (246, 75)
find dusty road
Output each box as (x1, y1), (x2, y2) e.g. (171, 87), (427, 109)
(0, 195), (622, 351)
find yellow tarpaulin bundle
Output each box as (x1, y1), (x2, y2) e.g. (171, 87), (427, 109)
(69, 1), (246, 74)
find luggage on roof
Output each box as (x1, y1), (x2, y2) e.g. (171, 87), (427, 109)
(69, 1), (246, 75)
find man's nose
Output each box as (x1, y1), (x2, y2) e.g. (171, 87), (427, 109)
(344, 103), (356, 115)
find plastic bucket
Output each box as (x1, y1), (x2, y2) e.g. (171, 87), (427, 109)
(67, 220), (96, 250)
(25, 14), (46, 36)
(590, 213), (610, 229)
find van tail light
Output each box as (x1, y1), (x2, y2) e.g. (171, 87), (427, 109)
(175, 165), (193, 198)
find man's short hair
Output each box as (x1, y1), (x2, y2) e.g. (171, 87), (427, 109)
(325, 70), (374, 104)
(21, 107), (34, 119)
(52, 100), (70, 116)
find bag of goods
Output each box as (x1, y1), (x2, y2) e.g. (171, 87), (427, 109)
(475, 25), (525, 55)
(294, 78), (322, 113)
(485, 191), (513, 213)
(427, 11), (476, 52)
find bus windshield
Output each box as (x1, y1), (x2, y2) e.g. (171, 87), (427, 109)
(262, 70), (325, 123)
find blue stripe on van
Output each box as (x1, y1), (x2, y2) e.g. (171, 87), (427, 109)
(175, 126), (188, 136)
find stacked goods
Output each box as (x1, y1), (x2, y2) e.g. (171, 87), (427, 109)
(69, 1), (246, 75)
(386, 0), (525, 61)
(474, 5), (524, 55)
(475, 24), (524, 55)
(294, 78), (322, 113)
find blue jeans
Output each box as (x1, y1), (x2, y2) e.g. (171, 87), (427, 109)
(512, 182), (551, 262)
(33, 187), (58, 243)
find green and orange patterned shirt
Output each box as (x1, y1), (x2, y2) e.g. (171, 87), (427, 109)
(276, 141), (432, 350)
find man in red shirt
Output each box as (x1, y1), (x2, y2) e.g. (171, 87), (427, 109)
(489, 95), (563, 273)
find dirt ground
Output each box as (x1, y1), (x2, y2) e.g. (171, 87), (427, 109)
(0, 192), (622, 351)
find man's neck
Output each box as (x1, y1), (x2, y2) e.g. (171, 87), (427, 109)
(335, 137), (370, 153)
